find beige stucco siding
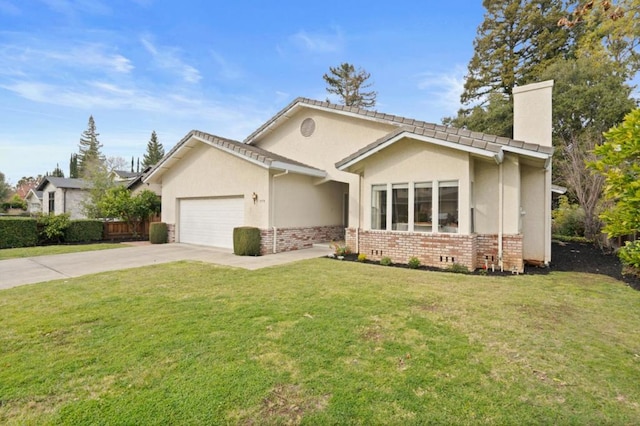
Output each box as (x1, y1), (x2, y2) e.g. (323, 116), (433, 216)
(520, 162), (547, 262)
(473, 158), (499, 234)
(160, 142), (270, 228)
(502, 153), (521, 234)
(358, 138), (471, 233)
(272, 172), (346, 228)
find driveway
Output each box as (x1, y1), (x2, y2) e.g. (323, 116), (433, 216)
(0, 243), (332, 290)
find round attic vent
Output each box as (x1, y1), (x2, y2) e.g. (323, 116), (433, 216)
(300, 118), (316, 137)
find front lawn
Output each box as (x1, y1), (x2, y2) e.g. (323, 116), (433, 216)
(1, 260), (639, 424)
(0, 243), (123, 260)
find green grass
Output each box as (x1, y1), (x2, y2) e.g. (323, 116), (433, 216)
(0, 243), (124, 260)
(1, 260), (639, 424)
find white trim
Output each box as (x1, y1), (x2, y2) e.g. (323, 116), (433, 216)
(194, 134), (269, 169)
(270, 161), (327, 178)
(502, 145), (550, 161)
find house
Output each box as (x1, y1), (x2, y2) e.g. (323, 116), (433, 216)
(36, 177), (91, 219)
(24, 189), (43, 214)
(111, 170), (139, 183)
(145, 81), (554, 272)
(127, 167), (162, 196)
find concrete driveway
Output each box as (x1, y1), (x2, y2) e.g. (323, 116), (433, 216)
(0, 243), (332, 290)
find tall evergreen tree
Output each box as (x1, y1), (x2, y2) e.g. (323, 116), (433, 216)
(69, 154), (79, 178)
(142, 131), (165, 168)
(323, 63), (377, 108)
(77, 115), (104, 177)
(51, 163), (65, 178)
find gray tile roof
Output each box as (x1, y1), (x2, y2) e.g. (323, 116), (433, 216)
(146, 130), (325, 181)
(36, 177), (90, 191)
(244, 97), (554, 156)
(113, 170), (139, 179)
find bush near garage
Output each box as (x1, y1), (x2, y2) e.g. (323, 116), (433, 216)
(233, 227), (261, 256)
(149, 222), (168, 244)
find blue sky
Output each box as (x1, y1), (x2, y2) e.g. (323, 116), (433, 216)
(0, 0), (486, 184)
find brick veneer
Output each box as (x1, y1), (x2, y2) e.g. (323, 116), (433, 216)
(346, 228), (524, 272)
(260, 225), (345, 255)
(167, 223), (176, 243)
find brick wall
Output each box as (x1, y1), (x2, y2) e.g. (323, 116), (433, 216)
(167, 223), (175, 243)
(260, 225), (345, 255)
(347, 228), (524, 272)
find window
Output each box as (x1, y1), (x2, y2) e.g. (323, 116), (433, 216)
(438, 181), (458, 233)
(371, 185), (387, 230)
(392, 184), (409, 231)
(48, 192), (55, 213)
(414, 182), (433, 232)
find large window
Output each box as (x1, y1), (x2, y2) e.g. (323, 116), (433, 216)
(48, 192), (55, 213)
(414, 182), (433, 232)
(392, 184), (408, 231)
(371, 185), (387, 230)
(438, 181), (458, 233)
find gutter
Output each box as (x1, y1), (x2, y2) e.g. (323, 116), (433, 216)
(498, 162), (504, 272)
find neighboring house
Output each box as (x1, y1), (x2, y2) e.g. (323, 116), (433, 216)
(145, 81), (554, 272)
(25, 189), (43, 214)
(110, 170), (139, 184)
(35, 177), (90, 219)
(127, 167), (162, 196)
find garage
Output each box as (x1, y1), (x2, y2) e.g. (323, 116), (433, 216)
(178, 197), (244, 248)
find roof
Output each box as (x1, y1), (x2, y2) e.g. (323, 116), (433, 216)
(36, 177), (90, 191)
(244, 97), (554, 158)
(145, 130), (326, 183)
(26, 189), (43, 200)
(112, 170), (139, 179)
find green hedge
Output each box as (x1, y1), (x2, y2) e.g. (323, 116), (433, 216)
(65, 220), (104, 243)
(0, 217), (38, 249)
(149, 222), (168, 244)
(233, 227), (261, 256)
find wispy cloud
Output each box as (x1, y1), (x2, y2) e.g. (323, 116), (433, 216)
(141, 36), (201, 84)
(289, 28), (344, 53)
(0, 0), (20, 15)
(210, 50), (243, 80)
(39, 0), (111, 16)
(416, 66), (466, 115)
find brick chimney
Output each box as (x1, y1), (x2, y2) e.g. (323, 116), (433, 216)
(512, 80), (554, 147)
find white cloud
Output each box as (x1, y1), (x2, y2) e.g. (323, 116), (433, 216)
(210, 51), (243, 80)
(39, 0), (110, 16)
(416, 66), (466, 116)
(290, 29), (344, 53)
(141, 36), (201, 84)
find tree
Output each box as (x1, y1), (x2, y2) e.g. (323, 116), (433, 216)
(142, 131), (165, 168)
(50, 163), (64, 178)
(0, 171), (11, 201)
(590, 108), (640, 238)
(69, 154), (79, 178)
(323, 63), (377, 108)
(81, 161), (113, 218)
(77, 115), (104, 177)
(98, 186), (161, 236)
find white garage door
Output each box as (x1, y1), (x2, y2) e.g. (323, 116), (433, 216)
(179, 197), (244, 248)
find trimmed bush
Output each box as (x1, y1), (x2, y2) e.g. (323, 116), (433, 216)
(380, 256), (392, 266)
(37, 214), (70, 244)
(233, 227), (261, 256)
(149, 222), (168, 244)
(0, 217), (38, 248)
(65, 220), (104, 243)
(408, 256), (421, 269)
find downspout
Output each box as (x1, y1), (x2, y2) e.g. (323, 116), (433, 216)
(498, 162), (504, 272)
(271, 170), (289, 254)
(62, 188), (67, 215)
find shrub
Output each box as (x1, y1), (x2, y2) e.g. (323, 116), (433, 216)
(233, 227), (261, 256)
(408, 256), (421, 269)
(447, 263), (469, 274)
(0, 217), (37, 248)
(37, 213), (70, 244)
(552, 195), (585, 237)
(331, 243), (351, 256)
(65, 220), (103, 242)
(149, 222), (168, 244)
(619, 240), (640, 269)
(380, 256), (392, 266)
(357, 253), (367, 262)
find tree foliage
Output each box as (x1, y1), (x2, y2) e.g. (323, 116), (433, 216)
(77, 115), (104, 177)
(69, 154), (79, 178)
(142, 131), (165, 168)
(0, 172), (11, 201)
(323, 63), (377, 108)
(590, 108), (640, 238)
(98, 187), (161, 236)
(81, 161), (113, 219)
(49, 163), (64, 178)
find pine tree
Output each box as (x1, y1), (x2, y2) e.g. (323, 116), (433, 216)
(131, 156), (134, 173)
(51, 163), (65, 178)
(77, 115), (104, 177)
(69, 154), (79, 178)
(142, 131), (165, 168)
(323, 63), (377, 108)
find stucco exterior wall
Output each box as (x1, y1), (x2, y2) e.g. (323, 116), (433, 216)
(358, 138), (471, 234)
(473, 158), (499, 234)
(520, 163), (547, 262)
(273, 172), (346, 228)
(41, 184), (87, 219)
(502, 153), (521, 234)
(253, 108), (397, 228)
(160, 142), (270, 228)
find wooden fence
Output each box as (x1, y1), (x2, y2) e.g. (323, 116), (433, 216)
(103, 216), (160, 241)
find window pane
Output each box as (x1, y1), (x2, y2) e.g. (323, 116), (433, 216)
(439, 181), (458, 233)
(392, 184), (408, 231)
(414, 182), (432, 232)
(371, 185), (387, 230)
